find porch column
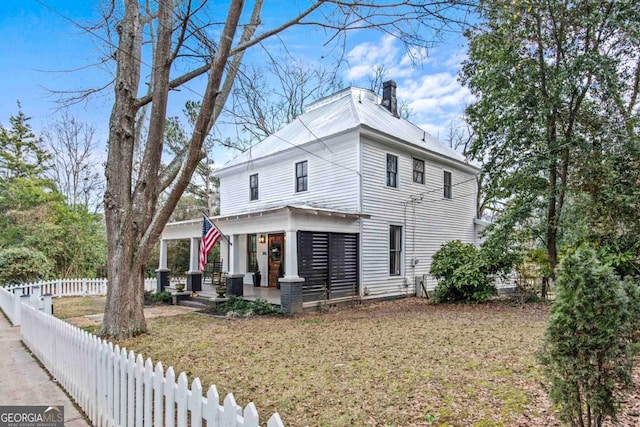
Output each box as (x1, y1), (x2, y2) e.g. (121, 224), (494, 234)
(189, 237), (199, 271)
(156, 239), (170, 292)
(228, 234), (240, 274)
(186, 237), (201, 292)
(284, 230), (299, 278)
(159, 239), (168, 269)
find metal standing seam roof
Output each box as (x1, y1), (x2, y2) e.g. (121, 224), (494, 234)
(216, 86), (469, 171)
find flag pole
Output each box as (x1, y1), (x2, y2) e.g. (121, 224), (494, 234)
(201, 210), (231, 245)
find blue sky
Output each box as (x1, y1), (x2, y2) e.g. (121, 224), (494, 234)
(0, 0), (473, 165)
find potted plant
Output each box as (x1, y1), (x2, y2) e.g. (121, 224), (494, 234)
(175, 283), (185, 292)
(215, 273), (227, 297)
(252, 262), (262, 287)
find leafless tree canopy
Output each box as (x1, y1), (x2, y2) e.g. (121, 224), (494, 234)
(223, 47), (343, 146)
(42, 112), (104, 212)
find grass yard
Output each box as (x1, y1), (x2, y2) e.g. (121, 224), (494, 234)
(53, 295), (106, 319)
(113, 299), (559, 426)
(55, 296), (640, 426)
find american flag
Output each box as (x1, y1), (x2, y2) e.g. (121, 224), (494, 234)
(199, 215), (222, 271)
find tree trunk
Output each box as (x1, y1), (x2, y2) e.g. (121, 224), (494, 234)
(101, 241), (147, 337)
(100, 0), (146, 339)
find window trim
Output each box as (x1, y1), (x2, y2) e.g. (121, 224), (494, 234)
(389, 224), (403, 277)
(413, 158), (425, 184)
(295, 160), (308, 193)
(249, 173), (259, 201)
(386, 153), (398, 188)
(443, 170), (452, 199)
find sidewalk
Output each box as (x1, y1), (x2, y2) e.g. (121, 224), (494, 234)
(0, 314), (90, 426)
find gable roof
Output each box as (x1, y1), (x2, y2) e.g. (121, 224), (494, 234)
(217, 86), (470, 171)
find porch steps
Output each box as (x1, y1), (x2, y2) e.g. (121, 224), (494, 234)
(177, 297), (213, 311)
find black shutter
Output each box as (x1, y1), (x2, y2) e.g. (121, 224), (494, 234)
(298, 231), (359, 302)
(328, 233), (358, 298)
(298, 231), (329, 302)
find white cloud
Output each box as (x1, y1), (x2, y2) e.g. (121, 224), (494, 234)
(398, 73), (473, 116)
(345, 35), (412, 81)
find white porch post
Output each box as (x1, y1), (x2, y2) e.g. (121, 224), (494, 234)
(228, 234), (239, 273)
(158, 239), (168, 269)
(284, 230), (299, 278)
(189, 237), (199, 272)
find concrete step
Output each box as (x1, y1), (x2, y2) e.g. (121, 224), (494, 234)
(177, 299), (212, 310)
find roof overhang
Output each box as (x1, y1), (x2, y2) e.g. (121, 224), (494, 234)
(163, 204), (370, 233)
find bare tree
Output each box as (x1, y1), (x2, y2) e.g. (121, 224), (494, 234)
(100, 0), (474, 338)
(224, 49), (343, 146)
(43, 112), (103, 211)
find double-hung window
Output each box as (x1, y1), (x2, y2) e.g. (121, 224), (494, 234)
(443, 171), (452, 199)
(386, 154), (398, 187)
(389, 225), (402, 276)
(413, 158), (425, 184)
(295, 161), (308, 192)
(249, 173), (259, 201)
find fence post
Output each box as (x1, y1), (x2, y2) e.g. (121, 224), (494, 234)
(82, 279), (88, 296)
(30, 285), (41, 309)
(42, 294), (53, 315)
(16, 294), (30, 325)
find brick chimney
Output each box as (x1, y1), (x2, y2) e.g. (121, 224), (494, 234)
(382, 80), (398, 117)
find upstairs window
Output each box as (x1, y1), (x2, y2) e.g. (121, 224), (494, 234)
(249, 173), (259, 201)
(413, 158), (425, 184)
(443, 171), (452, 199)
(386, 154), (398, 187)
(389, 225), (402, 276)
(295, 161), (308, 192)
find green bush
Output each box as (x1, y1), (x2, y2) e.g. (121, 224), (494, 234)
(538, 247), (633, 426)
(0, 246), (53, 285)
(430, 240), (496, 302)
(218, 295), (284, 316)
(144, 291), (172, 304)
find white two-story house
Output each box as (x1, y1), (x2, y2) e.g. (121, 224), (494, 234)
(160, 81), (482, 310)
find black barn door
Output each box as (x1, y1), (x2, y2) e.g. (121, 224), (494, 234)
(298, 231), (359, 302)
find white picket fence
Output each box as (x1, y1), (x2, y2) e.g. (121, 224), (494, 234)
(5, 278), (158, 298)
(0, 285), (284, 427)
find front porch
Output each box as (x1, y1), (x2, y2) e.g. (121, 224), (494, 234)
(159, 205), (365, 313)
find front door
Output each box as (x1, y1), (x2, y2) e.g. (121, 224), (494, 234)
(268, 233), (284, 287)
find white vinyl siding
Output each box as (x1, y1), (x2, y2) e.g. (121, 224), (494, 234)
(219, 132), (360, 216)
(360, 136), (478, 298)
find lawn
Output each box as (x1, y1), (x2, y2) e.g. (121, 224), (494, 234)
(108, 299), (558, 426)
(53, 295), (106, 319)
(55, 296), (640, 426)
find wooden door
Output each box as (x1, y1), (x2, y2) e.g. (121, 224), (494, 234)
(268, 234), (284, 287)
